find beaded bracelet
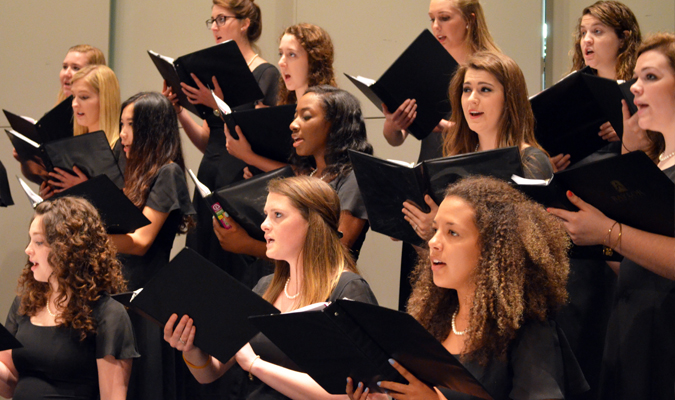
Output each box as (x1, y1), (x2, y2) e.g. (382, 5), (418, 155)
(183, 353), (211, 369)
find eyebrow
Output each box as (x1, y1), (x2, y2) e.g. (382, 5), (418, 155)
(463, 81), (495, 87)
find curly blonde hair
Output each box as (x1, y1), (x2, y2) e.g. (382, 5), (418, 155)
(277, 23), (336, 105)
(407, 176), (570, 365)
(17, 197), (126, 341)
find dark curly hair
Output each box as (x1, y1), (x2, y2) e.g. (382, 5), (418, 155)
(290, 85), (373, 180)
(407, 176), (570, 366)
(570, 1), (642, 80)
(17, 197), (126, 341)
(121, 92), (194, 233)
(278, 23), (336, 105)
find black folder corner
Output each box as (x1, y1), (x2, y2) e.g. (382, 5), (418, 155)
(224, 104), (295, 163)
(52, 175), (149, 234)
(0, 160), (13, 207)
(213, 165), (295, 241)
(345, 29), (457, 140)
(0, 322), (22, 351)
(249, 299), (492, 399)
(3, 96), (73, 146)
(530, 69), (628, 164)
(114, 248), (279, 363)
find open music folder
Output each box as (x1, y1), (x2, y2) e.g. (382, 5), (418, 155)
(148, 41), (264, 119)
(249, 299), (492, 398)
(3, 95), (74, 147)
(345, 29), (458, 140)
(349, 147), (523, 245)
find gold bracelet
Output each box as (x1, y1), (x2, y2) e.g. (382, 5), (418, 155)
(613, 223), (623, 251)
(248, 355), (261, 381)
(603, 221), (619, 256)
(176, 106), (184, 115)
(183, 353), (211, 369)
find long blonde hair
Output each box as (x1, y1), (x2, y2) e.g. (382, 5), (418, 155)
(453, 0), (501, 55)
(262, 176), (358, 308)
(56, 45), (106, 104)
(71, 65), (120, 147)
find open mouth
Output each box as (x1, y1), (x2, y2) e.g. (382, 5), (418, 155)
(431, 259), (446, 270)
(292, 136), (304, 147)
(469, 111), (483, 117)
(437, 35), (446, 42)
(585, 49), (594, 56)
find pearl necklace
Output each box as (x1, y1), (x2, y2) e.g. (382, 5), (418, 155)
(284, 278), (300, 299)
(46, 300), (56, 317)
(247, 53), (259, 67)
(451, 308), (467, 336)
(659, 151), (675, 163)
(309, 169), (326, 181)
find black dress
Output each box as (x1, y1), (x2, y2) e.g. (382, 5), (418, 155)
(328, 171), (369, 260)
(398, 146), (554, 310)
(119, 162), (195, 400)
(598, 165), (675, 400)
(186, 63), (281, 290)
(6, 295), (139, 400)
(243, 272), (378, 400)
(438, 320), (589, 400)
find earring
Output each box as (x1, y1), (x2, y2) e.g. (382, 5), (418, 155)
(466, 25), (469, 29)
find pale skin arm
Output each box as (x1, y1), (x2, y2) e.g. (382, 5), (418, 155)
(224, 125), (286, 172)
(547, 191), (675, 280)
(162, 81), (210, 153)
(97, 356), (132, 400)
(110, 206), (169, 256)
(402, 195), (439, 241)
(236, 343), (348, 400)
(0, 350), (18, 399)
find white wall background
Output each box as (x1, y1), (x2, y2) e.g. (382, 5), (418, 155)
(1, 1), (672, 316)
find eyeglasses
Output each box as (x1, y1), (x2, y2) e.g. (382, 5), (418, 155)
(205, 14), (240, 29)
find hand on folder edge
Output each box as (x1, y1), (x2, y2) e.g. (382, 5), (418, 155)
(47, 166), (88, 193)
(224, 124), (254, 163)
(181, 73), (224, 110)
(546, 190), (613, 247)
(212, 216), (266, 258)
(550, 154), (571, 172)
(402, 195), (439, 242)
(14, 150), (49, 184)
(382, 101), (416, 146)
(346, 377), (388, 400)
(347, 359), (437, 400)
(162, 81), (183, 115)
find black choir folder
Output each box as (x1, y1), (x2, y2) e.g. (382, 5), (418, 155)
(197, 166), (295, 241)
(516, 151), (674, 251)
(249, 299), (492, 399)
(52, 175), (150, 234)
(530, 67), (633, 164)
(148, 40), (264, 119)
(214, 100), (295, 163)
(6, 129), (125, 188)
(0, 160), (13, 207)
(345, 29), (458, 140)
(0, 322), (21, 351)
(113, 248), (279, 365)
(3, 96), (74, 148)
(349, 147), (523, 245)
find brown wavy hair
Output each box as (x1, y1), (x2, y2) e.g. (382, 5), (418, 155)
(277, 23), (336, 105)
(262, 176), (358, 309)
(407, 176), (570, 365)
(443, 52), (548, 174)
(56, 44), (106, 104)
(636, 33), (674, 162)
(122, 92), (193, 233)
(570, 1), (642, 80)
(17, 197), (126, 341)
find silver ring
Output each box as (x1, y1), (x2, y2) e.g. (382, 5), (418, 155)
(413, 224), (418, 231)
(179, 338), (186, 345)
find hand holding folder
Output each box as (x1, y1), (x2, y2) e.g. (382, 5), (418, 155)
(148, 41), (264, 119)
(349, 148), (523, 245)
(113, 248), (279, 364)
(345, 30), (458, 140)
